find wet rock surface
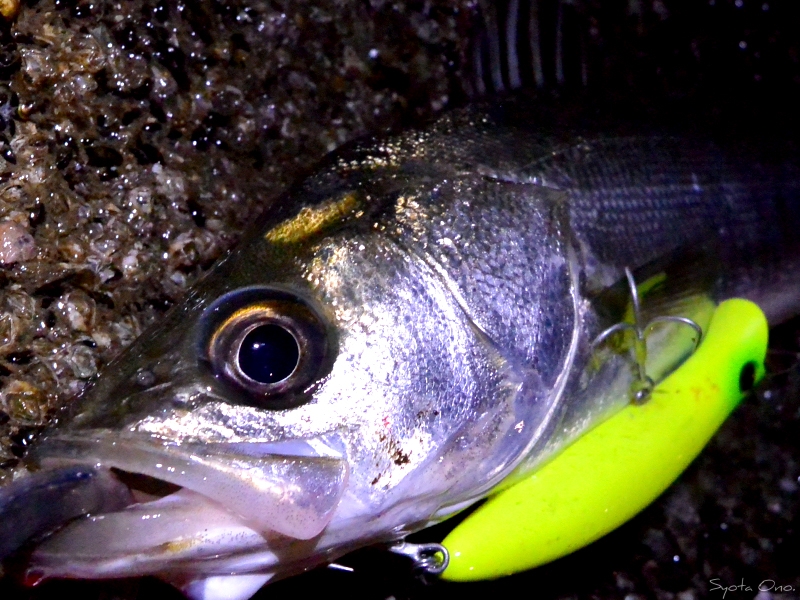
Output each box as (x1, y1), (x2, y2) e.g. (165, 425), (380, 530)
(0, 0), (473, 472)
(0, 0), (798, 599)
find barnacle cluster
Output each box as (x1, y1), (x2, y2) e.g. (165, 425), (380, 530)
(0, 0), (475, 473)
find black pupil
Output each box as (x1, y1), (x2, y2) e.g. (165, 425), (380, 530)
(239, 325), (299, 384)
(739, 361), (756, 393)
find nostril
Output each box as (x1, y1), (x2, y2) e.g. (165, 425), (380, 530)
(110, 468), (181, 503)
(134, 368), (157, 387)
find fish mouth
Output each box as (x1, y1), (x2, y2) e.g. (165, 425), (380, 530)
(24, 430), (349, 579)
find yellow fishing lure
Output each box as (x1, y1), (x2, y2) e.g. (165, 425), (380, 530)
(442, 298), (768, 581)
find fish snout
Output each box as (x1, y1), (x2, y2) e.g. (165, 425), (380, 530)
(6, 431), (350, 580)
(33, 431), (349, 538)
(0, 465), (132, 561)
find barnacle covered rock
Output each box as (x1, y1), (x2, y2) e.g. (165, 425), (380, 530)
(0, 0), (475, 477)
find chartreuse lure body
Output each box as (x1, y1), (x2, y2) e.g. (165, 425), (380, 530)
(441, 298), (768, 581)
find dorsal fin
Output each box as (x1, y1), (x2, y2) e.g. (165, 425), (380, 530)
(468, 0), (590, 96)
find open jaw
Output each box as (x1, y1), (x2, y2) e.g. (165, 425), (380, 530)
(23, 430), (349, 582)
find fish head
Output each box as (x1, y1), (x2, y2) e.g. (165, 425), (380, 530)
(14, 126), (582, 591)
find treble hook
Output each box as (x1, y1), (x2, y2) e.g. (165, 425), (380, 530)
(386, 541), (450, 575)
(592, 267), (703, 404)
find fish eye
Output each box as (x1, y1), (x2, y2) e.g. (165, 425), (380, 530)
(200, 288), (332, 408)
(238, 324), (299, 384)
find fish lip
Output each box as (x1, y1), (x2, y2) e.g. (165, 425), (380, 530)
(30, 429), (350, 541)
(28, 485), (300, 581)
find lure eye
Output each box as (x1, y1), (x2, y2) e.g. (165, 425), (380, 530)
(201, 288), (332, 408)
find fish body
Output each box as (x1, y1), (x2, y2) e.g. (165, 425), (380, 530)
(3, 101), (800, 599)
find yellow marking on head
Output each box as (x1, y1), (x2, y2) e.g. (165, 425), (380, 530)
(265, 192), (362, 244)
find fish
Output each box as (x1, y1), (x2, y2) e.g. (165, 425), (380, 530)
(0, 97), (798, 600)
